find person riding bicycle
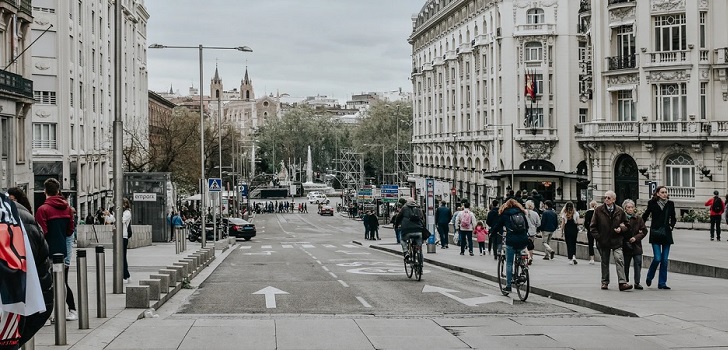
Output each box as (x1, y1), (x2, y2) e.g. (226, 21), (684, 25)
(395, 197), (425, 258)
(489, 199), (530, 292)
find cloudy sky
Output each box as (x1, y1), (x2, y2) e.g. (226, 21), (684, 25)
(146, 0), (424, 103)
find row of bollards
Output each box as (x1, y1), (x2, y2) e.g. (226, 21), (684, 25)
(175, 226), (187, 254)
(44, 246), (107, 347)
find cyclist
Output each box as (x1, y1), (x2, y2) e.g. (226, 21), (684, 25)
(489, 198), (530, 292)
(395, 197), (425, 259)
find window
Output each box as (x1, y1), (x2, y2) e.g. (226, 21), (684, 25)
(654, 14), (686, 52)
(525, 42), (542, 62)
(616, 25), (635, 58)
(617, 90), (635, 121)
(71, 125), (75, 150)
(525, 108), (544, 127)
(1, 118), (7, 158)
(92, 49), (95, 72)
(654, 83), (687, 121)
(700, 12), (706, 49)
(534, 74), (543, 95)
(33, 123), (57, 149)
(665, 153), (694, 191)
(92, 87), (96, 112)
(79, 82), (84, 109)
(700, 82), (707, 120)
(579, 108), (588, 123)
(526, 8), (544, 24)
(34, 91), (57, 105)
(70, 78), (74, 107)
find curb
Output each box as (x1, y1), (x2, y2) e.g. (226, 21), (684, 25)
(363, 242), (639, 318)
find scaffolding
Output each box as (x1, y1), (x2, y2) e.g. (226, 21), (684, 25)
(339, 149), (364, 189)
(395, 149), (412, 186)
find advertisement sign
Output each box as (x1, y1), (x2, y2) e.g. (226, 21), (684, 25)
(426, 179), (436, 245)
(133, 193), (156, 202)
(381, 184), (399, 203)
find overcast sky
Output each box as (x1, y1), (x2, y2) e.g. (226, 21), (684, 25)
(146, 0), (423, 103)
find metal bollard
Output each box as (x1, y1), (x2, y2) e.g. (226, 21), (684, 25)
(175, 227), (180, 254)
(95, 246), (106, 318)
(183, 227), (187, 251)
(76, 249), (89, 329)
(52, 253), (66, 345)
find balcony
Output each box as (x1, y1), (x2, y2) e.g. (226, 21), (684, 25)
(0, 69), (33, 99)
(579, 0), (591, 14)
(513, 24), (556, 37)
(32, 139), (57, 149)
(639, 121), (709, 139)
(608, 0), (635, 4)
(575, 121), (639, 138)
(606, 54), (637, 70)
(666, 186), (694, 200)
(715, 47), (728, 66)
(514, 128), (558, 141)
(646, 50), (690, 67)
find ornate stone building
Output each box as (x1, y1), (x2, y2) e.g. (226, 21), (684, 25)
(409, 0), (588, 208)
(576, 0), (728, 211)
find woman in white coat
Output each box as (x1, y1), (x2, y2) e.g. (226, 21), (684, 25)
(122, 198), (131, 283)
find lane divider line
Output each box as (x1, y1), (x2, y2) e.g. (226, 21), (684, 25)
(322, 266), (329, 272)
(356, 296), (371, 308)
(328, 272), (338, 279)
(338, 280), (349, 288)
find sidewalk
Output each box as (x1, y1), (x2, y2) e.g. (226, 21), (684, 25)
(29, 241), (233, 350)
(361, 233), (728, 331)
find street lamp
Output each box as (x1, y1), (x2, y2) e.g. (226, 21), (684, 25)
(487, 123), (515, 192)
(149, 43), (252, 250)
(363, 143), (385, 185)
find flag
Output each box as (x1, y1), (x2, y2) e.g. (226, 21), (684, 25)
(530, 70), (537, 102)
(524, 70), (532, 98)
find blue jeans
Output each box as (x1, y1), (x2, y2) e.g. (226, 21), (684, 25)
(437, 224), (449, 247)
(505, 245), (517, 288)
(459, 231), (473, 254)
(395, 229), (401, 244)
(647, 244), (670, 287)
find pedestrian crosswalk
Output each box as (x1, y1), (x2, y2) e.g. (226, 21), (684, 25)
(238, 243), (363, 250)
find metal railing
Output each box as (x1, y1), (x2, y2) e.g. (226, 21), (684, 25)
(606, 54), (637, 70)
(0, 69), (33, 99)
(608, 0), (635, 5)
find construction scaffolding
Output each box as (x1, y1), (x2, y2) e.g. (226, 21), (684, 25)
(395, 149), (412, 186)
(339, 149), (364, 190)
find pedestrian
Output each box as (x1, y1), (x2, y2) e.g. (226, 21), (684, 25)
(395, 197), (425, 256)
(489, 199), (530, 293)
(486, 200), (502, 259)
(704, 190), (724, 241)
(583, 200), (598, 264)
(368, 211), (380, 240)
(435, 201), (452, 249)
(528, 189), (544, 214)
(362, 210), (371, 240)
(560, 201), (580, 265)
(456, 202), (476, 256)
(641, 186), (677, 290)
(122, 198), (132, 283)
(105, 209), (115, 225)
(171, 212), (184, 241)
(85, 212), (95, 225)
(524, 200), (540, 265)
(589, 190), (631, 291)
(622, 199), (647, 290)
(450, 206), (462, 246)
(35, 178), (78, 320)
(538, 200), (558, 260)
(0, 191), (48, 349)
(474, 221), (488, 255)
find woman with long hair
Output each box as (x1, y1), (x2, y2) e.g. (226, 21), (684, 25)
(583, 200), (598, 264)
(641, 185), (677, 289)
(489, 199), (530, 292)
(122, 198), (132, 283)
(560, 201), (580, 265)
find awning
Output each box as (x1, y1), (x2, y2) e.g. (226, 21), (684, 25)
(609, 19), (635, 28)
(606, 84), (637, 92)
(482, 169), (588, 181)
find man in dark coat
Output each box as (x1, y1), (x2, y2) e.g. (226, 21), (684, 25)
(435, 201), (452, 248)
(589, 190), (631, 291)
(362, 210), (371, 240)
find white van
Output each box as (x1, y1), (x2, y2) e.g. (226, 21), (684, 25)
(307, 193), (330, 204)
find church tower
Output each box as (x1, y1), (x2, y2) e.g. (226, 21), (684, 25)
(240, 66), (254, 101)
(210, 64), (223, 100)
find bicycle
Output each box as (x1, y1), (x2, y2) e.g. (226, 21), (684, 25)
(497, 245), (530, 301)
(403, 237), (423, 281)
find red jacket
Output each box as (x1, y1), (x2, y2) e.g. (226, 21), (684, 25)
(35, 195), (74, 259)
(705, 197), (725, 216)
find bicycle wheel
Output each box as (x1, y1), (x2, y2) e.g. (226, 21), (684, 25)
(414, 247), (423, 281)
(497, 254), (508, 295)
(515, 260), (530, 301)
(404, 243), (414, 279)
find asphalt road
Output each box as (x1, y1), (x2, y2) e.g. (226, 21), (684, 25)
(179, 209), (574, 316)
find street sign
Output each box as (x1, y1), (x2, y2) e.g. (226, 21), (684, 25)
(427, 179), (436, 245)
(648, 181), (657, 197)
(381, 184), (399, 203)
(357, 188), (373, 203)
(132, 193), (156, 202)
(240, 184), (249, 196)
(208, 178), (222, 192)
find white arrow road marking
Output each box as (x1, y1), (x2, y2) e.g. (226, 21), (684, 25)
(282, 245), (293, 248)
(239, 246), (251, 250)
(422, 285), (512, 306)
(243, 251), (275, 256)
(261, 245), (272, 249)
(323, 244), (336, 248)
(335, 250), (371, 255)
(253, 286), (289, 309)
(302, 244), (315, 248)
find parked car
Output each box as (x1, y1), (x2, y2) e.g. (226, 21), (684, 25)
(308, 193), (330, 204)
(223, 217), (256, 240)
(318, 205), (334, 216)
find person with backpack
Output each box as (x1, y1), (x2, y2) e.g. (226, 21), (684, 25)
(395, 197), (425, 256)
(450, 206), (462, 246)
(456, 202), (477, 256)
(489, 199), (530, 292)
(560, 201), (581, 265)
(705, 190), (725, 241)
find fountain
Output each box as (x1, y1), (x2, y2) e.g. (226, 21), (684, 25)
(302, 145), (335, 195)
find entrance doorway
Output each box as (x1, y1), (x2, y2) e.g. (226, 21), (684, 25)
(614, 154), (639, 205)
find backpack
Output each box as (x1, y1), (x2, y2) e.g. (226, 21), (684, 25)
(408, 206), (423, 224)
(508, 212), (528, 234)
(460, 211), (473, 231)
(712, 197), (723, 213)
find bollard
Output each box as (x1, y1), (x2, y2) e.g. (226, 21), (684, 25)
(95, 246), (107, 318)
(52, 253), (67, 345)
(175, 227), (180, 254)
(182, 227), (187, 252)
(76, 249), (89, 329)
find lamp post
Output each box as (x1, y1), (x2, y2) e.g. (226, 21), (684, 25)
(487, 123), (515, 193)
(148, 43), (252, 250)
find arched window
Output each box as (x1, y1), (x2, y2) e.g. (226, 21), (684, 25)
(246, 90), (250, 99)
(527, 8), (545, 24)
(665, 153), (695, 196)
(524, 42), (542, 62)
(215, 90), (219, 99)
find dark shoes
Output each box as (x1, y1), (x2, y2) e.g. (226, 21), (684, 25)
(550, 251), (555, 259)
(646, 278), (652, 287)
(460, 252), (465, 255)
(658, 285), (671, 290)
(469, 251), (474, 256)
(601, 283), (608, 290)
(543, 255), (550, 260)
(634, 284), (643, 290)
(502, 286), (511, 292)
(619, 283), (633, 291)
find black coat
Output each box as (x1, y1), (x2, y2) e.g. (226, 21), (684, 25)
(641, 198), (677, 245)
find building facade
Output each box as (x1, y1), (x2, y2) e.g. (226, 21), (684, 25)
(409, 0), (588, 209)
(148, 90), (175, 151)
(577, 0), (728, 211)
(30, 0), (149, 215)
(0, 0), (34, 194)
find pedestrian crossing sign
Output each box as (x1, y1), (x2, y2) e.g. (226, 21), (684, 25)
(208, 178), (222, 192)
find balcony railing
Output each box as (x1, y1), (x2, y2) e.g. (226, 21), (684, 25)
(513, 24), (556, 36)
(700, 50), (710, 63)
(606, 54), (637, 70)
(0, 69), (33, 99)
(20, 0), (30, 16)
(666, 186), (694, 199)
(32, 140), (57, 149)
(649, 50), (689, 65)
(608, 0), (635, 5)
(718, 47), (728, 64)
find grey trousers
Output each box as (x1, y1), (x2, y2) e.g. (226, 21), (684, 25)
(599, 246), (627, 284)
(541, 231), (554, 253)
